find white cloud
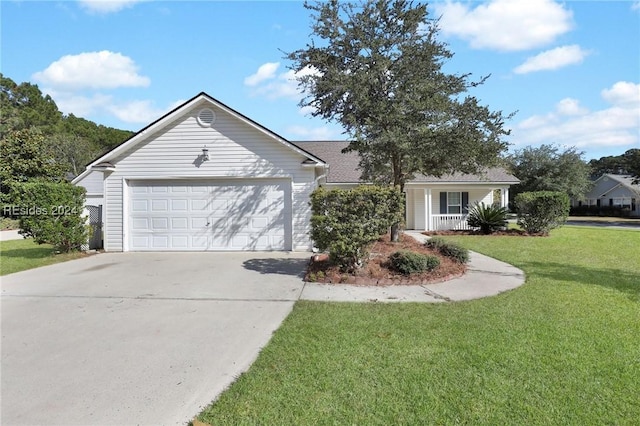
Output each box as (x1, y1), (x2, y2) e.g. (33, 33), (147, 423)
(632, 1), (640, 11)
(555, 98), (588, 116)
(601, 81), (640, 107)
(244, 62), (280, 87)
(434, 0), (574, 51)
(510, 81), (640, 151)
(514, 45), (590, 74)
(47, 91), (113, 118)
(78, 0), (143, 14)
(32, 51), (150, 90)
(41, 87), (184, 125)
(286, 125), (338, 141)
(245, 63), (320, 100)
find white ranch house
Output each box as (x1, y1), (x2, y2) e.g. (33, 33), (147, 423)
(571, 173), (640, 217)
(73, 92), (519, 252)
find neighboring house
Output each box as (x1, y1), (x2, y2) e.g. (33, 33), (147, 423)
(571, 174), (640, 217)
(73, 92), (519, 252)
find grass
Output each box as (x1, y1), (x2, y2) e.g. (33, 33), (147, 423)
(197, 227), (640, 425)
(0, 238), (86, 276)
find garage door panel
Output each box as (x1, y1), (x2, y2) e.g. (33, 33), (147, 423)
(171, 217), (188, 230)
(129, 180), (288, 251)
(151, 200), (168, 211)
(171, 199), (188, 211)
(151, 217), (169, 230)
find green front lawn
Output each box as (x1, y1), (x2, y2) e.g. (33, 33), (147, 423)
(198, 227), (640, 425)
(0, 238), (86, 276)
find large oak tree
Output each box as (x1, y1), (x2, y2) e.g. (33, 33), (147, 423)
(287, 0), (513, 240)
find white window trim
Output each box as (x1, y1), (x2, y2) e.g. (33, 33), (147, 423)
(447, 191), (462, 215)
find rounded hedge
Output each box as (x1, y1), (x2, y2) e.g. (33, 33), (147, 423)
(389, 250), (440, 275)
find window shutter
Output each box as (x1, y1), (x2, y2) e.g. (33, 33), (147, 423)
(597, 199), (601, 207)
(440, 192), (447, 214)
(609, 199), (613, 207)
(462, 192), (469, 214)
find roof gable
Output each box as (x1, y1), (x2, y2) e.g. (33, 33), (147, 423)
(73, 92), (324, 184)
(594, 174), (640, 197)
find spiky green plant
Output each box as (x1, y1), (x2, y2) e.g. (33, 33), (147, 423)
(467, 202), (508, 234)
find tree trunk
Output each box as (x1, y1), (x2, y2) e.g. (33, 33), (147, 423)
(390, 222), (400, 242)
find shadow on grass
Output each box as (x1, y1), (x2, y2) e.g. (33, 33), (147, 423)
(242, 258), (308, 278)
(521, 261), (640, 302)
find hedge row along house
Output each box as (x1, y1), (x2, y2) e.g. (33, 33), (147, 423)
(73, 92), (519, 252)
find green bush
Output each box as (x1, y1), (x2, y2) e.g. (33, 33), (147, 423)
(389, 250), (440, 275)
(467, 201), (508, 234)
(9, 180), (87, 252)
(310, 185), (404, 270)
(425, 237), (470, 264)
(514, 191), (570, 235)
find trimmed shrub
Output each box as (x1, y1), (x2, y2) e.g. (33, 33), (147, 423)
(514, 191), (570, 235)
(424, 237), (470, 264)
(467, 201), (508, 234)
(310, 185), (404, 270)
(390, 250), (440, 275)
(9, 180), (87, 252)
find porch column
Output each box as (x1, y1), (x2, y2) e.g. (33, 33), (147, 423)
(424, 188), (432, 231)
(501, 187), (509, 208)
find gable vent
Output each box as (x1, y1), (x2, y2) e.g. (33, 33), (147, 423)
(197, 108), (216, 127)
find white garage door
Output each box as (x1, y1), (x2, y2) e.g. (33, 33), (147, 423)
(128, 180), (289, 251)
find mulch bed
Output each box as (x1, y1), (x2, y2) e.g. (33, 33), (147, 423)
(305, 233), (466, 286)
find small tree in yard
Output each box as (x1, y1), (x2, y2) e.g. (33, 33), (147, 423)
(310, 185), (404, 270)
(514, 191), (570, 235)
(9, 180), (87, 252)
(288, 0), (512, 242)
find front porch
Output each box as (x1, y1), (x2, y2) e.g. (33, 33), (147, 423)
(405, 186), (510, 231)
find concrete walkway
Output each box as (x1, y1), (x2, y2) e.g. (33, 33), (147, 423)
(0, 229), (24, 241)
(300, 231), (526, 303)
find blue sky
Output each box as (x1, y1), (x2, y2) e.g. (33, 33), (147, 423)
(2, 0), (639, 161)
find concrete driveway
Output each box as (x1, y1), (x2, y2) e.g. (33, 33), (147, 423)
(1, 251), (310, 426)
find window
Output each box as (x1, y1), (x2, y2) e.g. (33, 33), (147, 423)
(439, 191), (469, 215)
(613, 197), (632, 208)
(447, 192), (461, 214)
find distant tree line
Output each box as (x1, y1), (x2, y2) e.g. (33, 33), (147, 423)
(505, 144), (640, 204)
(1, 73), (133, 179)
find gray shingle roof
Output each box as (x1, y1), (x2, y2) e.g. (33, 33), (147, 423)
(292, 141), (520, 184)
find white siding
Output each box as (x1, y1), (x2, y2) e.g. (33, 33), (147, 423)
(405, 190), (415, 229)
(75, 170), (103, 195)
(292, 178), (315, 250)
(413, 189), (425, 230)
(104, 177), (123, 252)
(103, 99), (316, 251)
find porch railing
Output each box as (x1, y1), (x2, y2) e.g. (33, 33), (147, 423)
(431, 214), (472, 231)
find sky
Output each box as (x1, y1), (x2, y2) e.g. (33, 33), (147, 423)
(1, 0), (639, 161)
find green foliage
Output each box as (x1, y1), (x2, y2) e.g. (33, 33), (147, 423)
(589, 148), (640, 183)
(424, 237), (470, 264)
(507, 144), (592, 200)
(10, 180), (87, 252)
(0, 128), (66, 201)
(0, 73), (62, 136)
(514, 191), (570, 235)
(389, 250), (439, 275)
(310, 185), (404, 270)
(287, 1), (511, 191)
(466, 201), (508, 234)
(0, 74), (134, 177)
